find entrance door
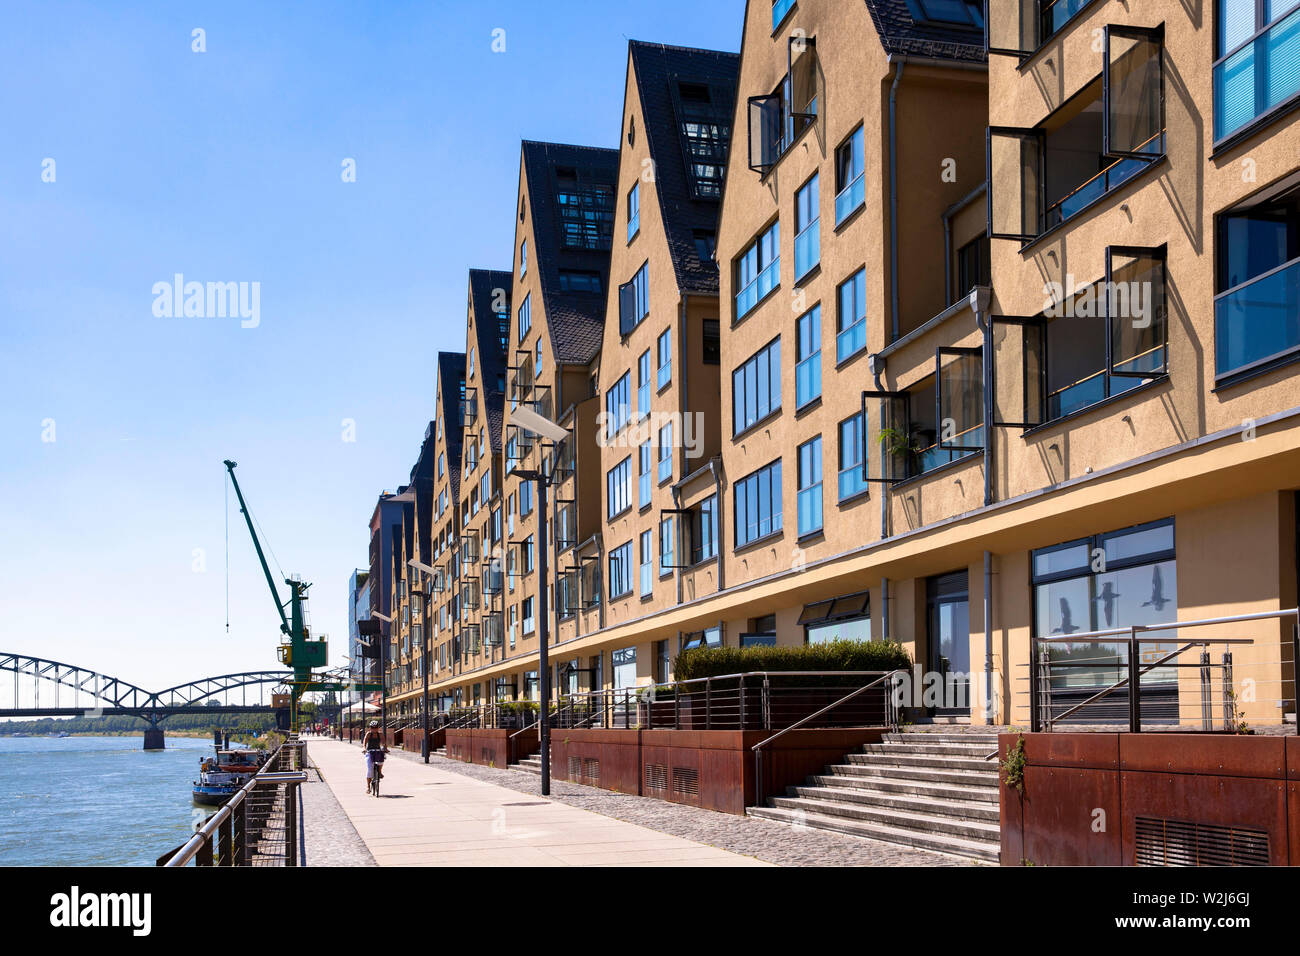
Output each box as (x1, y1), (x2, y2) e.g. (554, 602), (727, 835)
(928, 571), (971, 715)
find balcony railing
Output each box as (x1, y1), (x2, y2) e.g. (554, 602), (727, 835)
(1044, 130), (1164, 230)
(1214, 255), (1300, 376)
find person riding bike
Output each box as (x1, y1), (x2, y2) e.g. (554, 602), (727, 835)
(363, 720), (387, 795)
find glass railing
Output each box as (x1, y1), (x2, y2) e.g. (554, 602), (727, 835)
(838, 464), (866, 501)
(836, 318), (865, 363)
(772, 0), (795, 28)
(796, 353), (820, 407)
(1214, 8), (1300, 141)
(1045, 133), (1163, 229)
(834, 173), (864, 225)
(1214, 256), (1300, 375)
(794, 219), (820, 280)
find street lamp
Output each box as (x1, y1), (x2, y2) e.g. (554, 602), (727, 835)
(366, 610), (394, 738)
(511, 404), (568, 797)
(408, 557), (436, 762)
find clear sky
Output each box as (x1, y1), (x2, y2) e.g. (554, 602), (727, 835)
(0, 0), (742, 695)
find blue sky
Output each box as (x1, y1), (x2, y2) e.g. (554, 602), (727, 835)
(0, 0), (741, 695)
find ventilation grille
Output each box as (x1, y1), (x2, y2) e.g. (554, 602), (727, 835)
(568, 756), (581, 779)
(481, 747), (493, 765)
(644, 764), (668, 792)
(1134, 816), (1269, 867)
(672, 767), (699, 796)
(583, 757), (601, 784)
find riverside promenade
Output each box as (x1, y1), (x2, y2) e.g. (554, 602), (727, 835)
(303, 737), (769, 866)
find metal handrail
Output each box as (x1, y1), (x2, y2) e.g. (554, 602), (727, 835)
(751, 670), (903, 806)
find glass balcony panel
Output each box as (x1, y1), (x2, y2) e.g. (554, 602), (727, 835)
(1215, 257), (1300, 374)
(834, 173), (865, 225)
(836, 319), (865, 363)
(795, 354), (821, 407)
(794, 219), (820, 280)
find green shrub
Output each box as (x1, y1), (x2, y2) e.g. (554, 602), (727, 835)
(673, 639), (911, 683)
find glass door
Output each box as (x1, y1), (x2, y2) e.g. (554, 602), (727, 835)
(928, 572), (971, 715)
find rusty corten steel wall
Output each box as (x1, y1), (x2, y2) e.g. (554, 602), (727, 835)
(444, 728), (535, 768)
(1000, 733), (1298, 866)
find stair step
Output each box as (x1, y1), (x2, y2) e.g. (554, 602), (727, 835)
(847, 752), (998, 772)
(808, 773), (998, 803)
(862, 741), (999, 757)
(828, 763), (998, 788)
(883, 733), (999, 746)
(748, 805), (999, 862)
(770, 794), (1000, 843)
(788, 785), (1000, 822)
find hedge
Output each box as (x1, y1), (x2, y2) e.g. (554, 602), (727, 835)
(674, 639), (911, 683)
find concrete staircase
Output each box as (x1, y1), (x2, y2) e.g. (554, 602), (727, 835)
(747, 732), (1001, 862)
(514, 754), (542, 774)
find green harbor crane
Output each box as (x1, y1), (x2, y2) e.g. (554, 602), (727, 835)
(223, 459), (379, 730)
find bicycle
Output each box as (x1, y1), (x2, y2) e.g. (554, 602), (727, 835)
(366, 748), (388, 797)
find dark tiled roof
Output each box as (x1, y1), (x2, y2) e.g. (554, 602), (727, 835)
(520, 140), (620, 366)
(629, 41), (739, 295)
(467, 268), (512, 452)
(435, 351), (466, 506)
(862, 0), (988, 63)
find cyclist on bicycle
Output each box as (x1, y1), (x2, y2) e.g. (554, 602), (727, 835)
(363, 720), (386, 794)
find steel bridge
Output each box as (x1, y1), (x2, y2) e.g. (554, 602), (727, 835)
(0, 652), (295, 748)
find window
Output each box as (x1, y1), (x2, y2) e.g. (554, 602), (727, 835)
(638, 441), (653, 508)
(627, 183), (640, 241)
(613, 647), (637, 689)
(693, 230), (717, 263)
(735, 221), (780, 319)
(702, 319), (721, 364)
(1215, 181), (1300, 377)
(607, 456), (632, 518)
(558, 270), (602, 293)
(796, 436), (823, 536)
(555, 174), (614, 250)
(795, 173), (820, 280)
(609, 541), (633, 599)
(836, 269), (867, 362)
(1215, 0), (1300, 141)
(732, 337), (781, 434)
(801, 591), (871, 644)
(734, 460), (783, 547)
(657, 422), (673, 483)
(656, 329), (672, 389)
(905, 0), (983, 28)
(437, 452), (444, 479)
(522, 596), (535, 635)
(637, 350), (651, 420)
(689, 494), (718, 564)
(682, 626), (722, 650)
(742, 615), (777, 647)
(796, 304), (821, 408)
(955, 234), (991, 300)
(655, 640), (670, 683)
(519, 238), (528, 278)
(988, 2), (1105, 60)
(659, 515), (677, 573)
(535, 338), (544, 376)
(605, 371), (631, 437)
(522, 535), (535, 575)
(835, 126), (865, 225)
(639, 530), (654, 596)
(518, 293), (531, 342)
(520, 480), (533, 517)
(989, 30), (1165, 240)
(838, 411), (868, 501)
(675, 81), (732, 200)
(619, 262), (649, 337)
(1032, 518), (1177, 703)
(772, 0), (796, 28)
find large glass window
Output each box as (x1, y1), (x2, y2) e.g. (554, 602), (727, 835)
(838, 411), (867, 501)
(638, 441), (653, 508)
(605, 371), (631, 437)
(796, 304), (821, 408)
(555, 175), (614, 250)
(606, 456), (631, 518)
(639, 530), (654, 596)
(657, 329), (672, 389)
(619, 262), (649, 336)
(734, 460), (783, 547)
(613, 647), (637, 689)
(1214, 180), (1300, 377)
(517, 293), (531, 342)
(657, 422), (673, 483)
(689, 494), (718, 564)
(797, 436), (823, 536)
(836, 269), (867, 363)
(801, 591), (871, 644)
(795, 173), (821, 280)
(609, 541), (633, 599)
(733, 337), (782, 434)
(675, 81), (732, 200)
(637, 350), (651, 420)
(1032, 519), (1177, 718)
(1215, 0), (1300, 141)
(735, 221), (780, 319)
(627, 183), (640, 242)
(659, 516), (676, 573)
(834, 126), (865, 225)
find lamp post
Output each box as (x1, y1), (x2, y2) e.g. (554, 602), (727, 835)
(409, 558), (437, 762)
(510, 405), (569, 797)
(367, 610), (394, 742)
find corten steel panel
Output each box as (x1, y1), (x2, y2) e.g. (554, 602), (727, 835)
(445, 728), (472, 763)
(1290, 782), (1300, 863)
(469, 729), (513, 768)
(1288, 737), (1300, 780)
(508, 727), (539, 764)
(1000, 773), (1025, 867)
(549, 730), (641, 793)
(1021, 732), (1119, 770)
(1020, 766), (1122, 866)
(699, 746), (747, 814)
(1120, 771), (1290, 866)
(756, 729), (887, 811)
(1120, 734), (1286, 779)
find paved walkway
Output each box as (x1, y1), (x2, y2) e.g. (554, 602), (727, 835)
(305, 737), (769, 866)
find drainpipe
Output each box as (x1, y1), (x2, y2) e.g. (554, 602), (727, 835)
(984, 550), (996, 725)
(888, 58), (906, 343)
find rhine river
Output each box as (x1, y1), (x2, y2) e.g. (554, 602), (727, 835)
(0, 735), (229, 866)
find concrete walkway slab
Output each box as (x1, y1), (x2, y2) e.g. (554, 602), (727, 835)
(307, 738), (769, 867)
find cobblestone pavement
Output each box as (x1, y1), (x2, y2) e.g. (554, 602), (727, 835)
(300, 763), (376, 867)
(370, 743), (974, 867)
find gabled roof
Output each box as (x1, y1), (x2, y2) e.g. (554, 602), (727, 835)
(435, 351), (466, 507)
(520, 140), (620, 366)
(862, 0), (987, 63)
(467, 268), (512, 452)
(628, 41), (739, 295)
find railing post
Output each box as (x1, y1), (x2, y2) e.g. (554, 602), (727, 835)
(1199, 646), (1212, 731)
(233, 798), (246, 866)
(1222, 650), (1235, 731)
(1128, 627), (1141, 733)
(674, 686), (680, 730)
(739, 675), (746, 729)
(286, 781), (298, 866)
(1037, 641), (1053, 732)
(196, 835), (213, 867)
(218, 813), (233, 866)
(762, 676), (771, 730)
(705, 677), (712, 730)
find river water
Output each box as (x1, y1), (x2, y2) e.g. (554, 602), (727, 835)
(0, 735), (233, 866)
